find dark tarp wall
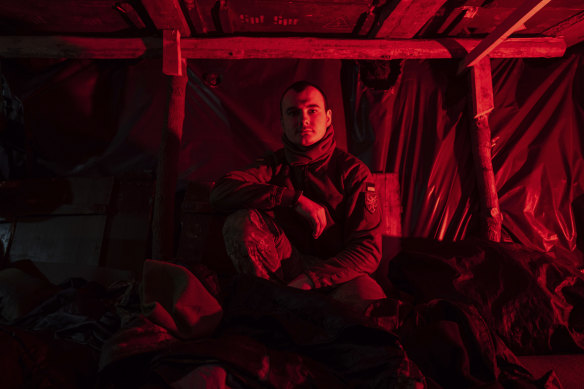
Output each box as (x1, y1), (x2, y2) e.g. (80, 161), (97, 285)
(490, 55), (584, 266)
(345, 49), (584, 267)
(182, 59), (347, 181)
(0, 58), (166, 177)
(1, 58), (347, 180)
(1, 47), (583, 266)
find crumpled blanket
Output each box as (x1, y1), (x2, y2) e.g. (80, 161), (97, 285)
(100, 261), (426, 388)
(140, 259), (223, 340)
(2, 238), (580, 389)
(388, 238), (584, 355)
(0, 268), (130, 389)
(99, 256), (562, 389)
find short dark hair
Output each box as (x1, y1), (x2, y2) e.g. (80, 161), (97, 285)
(279, 81), (329, 115)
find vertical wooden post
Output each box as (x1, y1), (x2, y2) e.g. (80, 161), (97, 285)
(372, 173), (402, 237)
(152, 30), (187, 260)
(469, 57), (502, 241)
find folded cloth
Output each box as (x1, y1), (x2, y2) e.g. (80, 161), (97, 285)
(141, 259), (223, 340)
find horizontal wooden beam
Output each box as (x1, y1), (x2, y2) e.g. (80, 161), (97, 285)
(0, 36), (161, 58)
(0, 36), (566, 60)
(180, 36), (565, 59)
(458, 0), (553, 72)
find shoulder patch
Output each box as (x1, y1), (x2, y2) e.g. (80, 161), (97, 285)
(364, 183), (378, 214)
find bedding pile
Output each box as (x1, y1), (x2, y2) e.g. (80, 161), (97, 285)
(1, 238), (582, 388)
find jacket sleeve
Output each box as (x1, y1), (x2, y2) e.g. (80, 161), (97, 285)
(304, 166), (382, 288)
(210, 158), (301, 212)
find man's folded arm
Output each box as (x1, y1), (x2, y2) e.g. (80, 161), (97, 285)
(210, 166), (300, 211)
(304, 170), (382, 288)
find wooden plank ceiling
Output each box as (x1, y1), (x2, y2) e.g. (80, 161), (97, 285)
(0, 0), (583, 60)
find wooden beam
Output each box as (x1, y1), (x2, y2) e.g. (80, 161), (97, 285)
(113, 2), (147, 29)
(468, 58), (502, 242)
(544, 10), (584, 47)
(187, 0), (210, 34)
(179, 37), (565, 59)
(141, 0), (191, 37)
(0, 36), (161, 58)
(0, 36), (566, 60)
(152, 60), (188, 261)
(459, 0), (553, 72)
(163, 29), (183, 76)
(376, 0), (448, 38)
(439, 1), (482, 36)
(470, 57), (494, 118)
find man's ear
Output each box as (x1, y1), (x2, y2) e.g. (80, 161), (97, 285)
(326, 109), (332, 127)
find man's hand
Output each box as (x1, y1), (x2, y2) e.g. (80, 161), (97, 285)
(294, 194), (327, 238)
(287, 273), (315, 290)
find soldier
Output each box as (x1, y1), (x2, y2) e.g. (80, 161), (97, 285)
(210, 81), (385, 312)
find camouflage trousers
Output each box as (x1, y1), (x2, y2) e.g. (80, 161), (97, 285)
(222, 209), (305, 283)
(222, 209), (386, 313)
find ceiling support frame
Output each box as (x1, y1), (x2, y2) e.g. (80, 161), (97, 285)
(458, 0), (553, 73)
(0, 36), (566, 60)
(468, 58), (502, 242)
(544, 10), (584, 47)
(152, 58), (188, 261)
(139, 0), (192, 261)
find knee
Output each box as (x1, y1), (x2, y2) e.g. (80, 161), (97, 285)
(221, 209), (280, 278)
(222, 208), (278, 258)
(342, 275), (387, 299)
(222, 209), (263, 241)
(328, 275), (387, 312)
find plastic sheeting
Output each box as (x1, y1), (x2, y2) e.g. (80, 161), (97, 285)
(1, 47), (583, 266)
(346, 51), (584, 266)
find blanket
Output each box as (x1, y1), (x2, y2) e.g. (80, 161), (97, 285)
(2, 238), (582, 388)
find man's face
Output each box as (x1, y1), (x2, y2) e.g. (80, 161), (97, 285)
(281, 86), (332, 147)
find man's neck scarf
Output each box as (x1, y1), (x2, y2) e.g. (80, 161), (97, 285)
(282, 126), (336, 166)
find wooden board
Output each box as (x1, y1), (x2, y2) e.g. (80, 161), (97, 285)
(179, 37), (566, 59)
(463, 2), (584, 36)
(375, 0), (448, 38)
(459, 0), (553, 71)
(191, 0), (371, 34)
(0, 0), (131, 34)
(544, 10), (584, 47)
(470, 57), (494, 118)
(372, 173), (402, 237)
(0, 36), (566, 59)
(141, 0), (191, 36)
